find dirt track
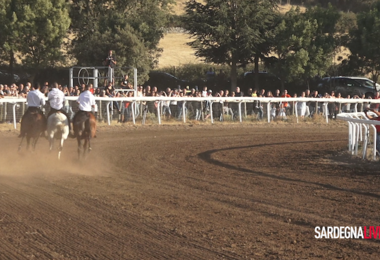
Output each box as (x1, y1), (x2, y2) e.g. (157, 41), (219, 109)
(0, 123), (380, 259)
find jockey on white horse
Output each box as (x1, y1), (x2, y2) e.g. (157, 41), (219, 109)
(47, 110), (69, 159)
(47, 82), (74, 138)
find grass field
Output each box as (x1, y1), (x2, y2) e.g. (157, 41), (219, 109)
(158, 3), (310, 68)
(157, 33), (200, 68)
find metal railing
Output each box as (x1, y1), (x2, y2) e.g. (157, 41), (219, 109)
(337, 112), (380, 161)
(1, 96), (379, 129)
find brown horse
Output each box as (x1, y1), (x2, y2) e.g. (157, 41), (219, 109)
(18, 109), (46, 151)
(73, 111), (96, 159)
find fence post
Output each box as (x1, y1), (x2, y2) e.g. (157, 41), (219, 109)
(69, 68), (74, 89)
(348, 122), (352, 152)
(210, 100), (214, 124)
(244, 102), (247, 118)
(12, 103), (18, 129)
(134, 68), (138, 96)
(267, 102), (271, 123)
(182, 101), (186, 123)
(351, 122), (356, 154)
(355, 123), (360, 155)
(156, 101), (161, 125)
(106, 102), (111, 125)
(362, 124), (369, 159)
(238, 102), (242, 123)
(132, 101), (136, 125)
(94, 69), (98, 89)
(372, 125), (377, 160)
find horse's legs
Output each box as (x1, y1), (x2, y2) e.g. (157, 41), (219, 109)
(88, 136), (92, 152)
(83, 137), (88, 158)
(18, 136), (25, 152)
(26, 136), (31, 151)
(58, 137), (64, 160)
(49, 137), (54, 152)
(32, 136), (40, 151)
(77, 137), (82, 159)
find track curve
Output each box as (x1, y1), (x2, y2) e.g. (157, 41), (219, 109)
(0, 124), (379, 259)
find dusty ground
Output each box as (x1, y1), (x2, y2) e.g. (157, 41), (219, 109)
(0, 123), (379, 259)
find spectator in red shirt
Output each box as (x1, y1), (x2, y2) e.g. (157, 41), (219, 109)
(89, 84), (94, 94)
(281, 89), (291, 115)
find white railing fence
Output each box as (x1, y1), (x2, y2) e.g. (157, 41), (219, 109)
(1, 96), (380, 129)
(337, 112), (380, 161)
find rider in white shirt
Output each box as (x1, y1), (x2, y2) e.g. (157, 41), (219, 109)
(47, 82), (73, 135)
(78, 88), (96, 111)
(19, 83), (47, 138)
(72, 84), (96, 129)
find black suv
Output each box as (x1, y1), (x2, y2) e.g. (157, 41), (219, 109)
(317, 76), (380, 98)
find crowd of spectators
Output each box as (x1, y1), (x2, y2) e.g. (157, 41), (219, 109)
(1, 80), (379, 123)
(101, 81), (379, 122)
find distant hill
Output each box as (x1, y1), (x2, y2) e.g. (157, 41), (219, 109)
(170, 1), (304, 15)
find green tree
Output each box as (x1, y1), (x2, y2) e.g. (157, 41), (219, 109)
(265, 6), (340, 90)
(70, 0), (174, 84)
(0, 0), (21, 81)
(300, 5), (341, 88)
(20, 0), (70, 75)
(183, 0), (278, 90)
(0, 0), (70, 80)
(345, 1), (380, 84)
(265, 8), (312, 90)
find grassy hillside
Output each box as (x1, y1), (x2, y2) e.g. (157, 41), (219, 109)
(157, 3), (306, 68)
(158, 32), (201, 68)
(170, 1), (301, 14)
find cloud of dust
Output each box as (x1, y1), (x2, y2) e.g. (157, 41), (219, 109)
(0, 139), (110, 178)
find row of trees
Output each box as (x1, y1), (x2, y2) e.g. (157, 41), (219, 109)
(0, 0), (174, 83)
(183, 0), (380, 90)
(1, 0), (380, 90)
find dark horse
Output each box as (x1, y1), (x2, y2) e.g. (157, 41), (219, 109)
(18, 108), (46, 151)
(73, 111), (97, 159)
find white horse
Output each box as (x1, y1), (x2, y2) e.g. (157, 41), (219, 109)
(47, 112), (69, 160)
